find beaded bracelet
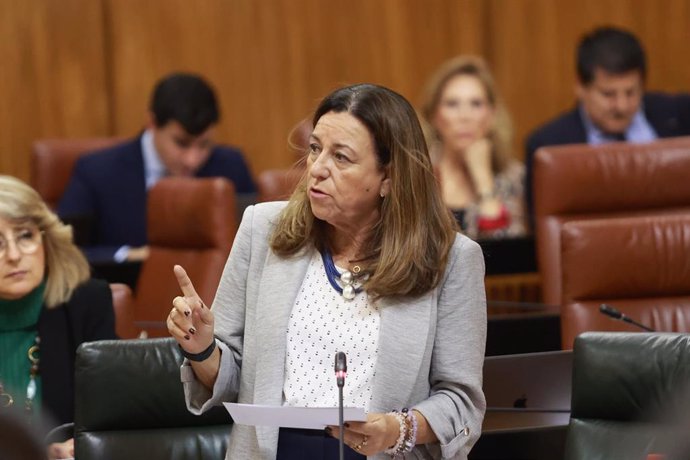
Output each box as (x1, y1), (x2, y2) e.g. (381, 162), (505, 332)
(401, 408), (418, 453)
(384, 411), (406, 456)
(384, 408), (418, 458)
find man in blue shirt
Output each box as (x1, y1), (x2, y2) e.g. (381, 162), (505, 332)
(58, 73), (256, 263)
(525, 26), (690, 222)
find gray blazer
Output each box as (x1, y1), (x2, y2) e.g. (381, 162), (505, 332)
(182, 202), (487, 459)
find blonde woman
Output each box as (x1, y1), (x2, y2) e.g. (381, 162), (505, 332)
(0, 175), (116, 459)
(422, 56), (527, 239)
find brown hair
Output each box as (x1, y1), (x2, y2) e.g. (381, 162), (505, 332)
(270, 84), (458, 299)
(0, 175), (90, 308)
(421, 55), (514, 173)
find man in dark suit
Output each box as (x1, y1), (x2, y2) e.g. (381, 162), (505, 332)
(58, 73), (257, 263)
(525, 26), (690, 222)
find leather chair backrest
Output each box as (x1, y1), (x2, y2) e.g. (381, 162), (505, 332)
(257, 167), (304, 202)
(31, 138), (123, 208)
(256, 118), (309, 203)
(134, 177), (237, 337)
(109, 283), (141, 339)
(74, 338), (231, 460)
(560, 214), (690, 347)
(565, 332), (690, 460)
(533, 137), (690, 307)
(533, 137), (690, 348)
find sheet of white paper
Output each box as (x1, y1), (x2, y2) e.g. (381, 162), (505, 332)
(223, 403), (367, 429)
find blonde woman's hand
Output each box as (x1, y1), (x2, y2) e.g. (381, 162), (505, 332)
(126, 245), (150, 261)
(166, 265), (215, 354)
(463, 137), (493, 193)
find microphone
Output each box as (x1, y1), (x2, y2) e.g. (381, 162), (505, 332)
(335, 351), (347, 387)
(599, 304), (655, 332)
(334, 352), (347, 460)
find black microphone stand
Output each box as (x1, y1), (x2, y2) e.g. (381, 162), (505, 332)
(338, 380), (344, 460)
(599, 304), (656, 332)
(620, 315), (655, 332)
(335, 352), (347, 460)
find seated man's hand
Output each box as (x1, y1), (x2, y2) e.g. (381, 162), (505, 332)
(126, 245), (150, 261)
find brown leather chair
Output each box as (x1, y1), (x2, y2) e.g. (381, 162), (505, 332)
(533, 137), (690, 348)
(31, 138), (123, 208)
(256, 118), (310, 203)
(256, 167), (305, 202)
(133, 177), (237, 337)
(109, 283), (141, 339)
(559, 214), (690, 348)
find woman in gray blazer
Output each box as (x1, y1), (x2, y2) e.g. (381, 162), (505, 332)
(167, 84), (487, 459)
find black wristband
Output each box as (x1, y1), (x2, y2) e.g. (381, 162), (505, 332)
(179, 340), (216, 362)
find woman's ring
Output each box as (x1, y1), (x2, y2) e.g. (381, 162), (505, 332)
(352, 435), (368, 452)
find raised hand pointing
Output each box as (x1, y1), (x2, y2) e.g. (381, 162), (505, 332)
(167, 264), (215, 354)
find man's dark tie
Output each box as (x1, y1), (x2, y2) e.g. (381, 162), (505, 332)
(611, 132), (627, 142)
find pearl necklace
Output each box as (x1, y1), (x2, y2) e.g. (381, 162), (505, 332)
(320, 249), (366, 300)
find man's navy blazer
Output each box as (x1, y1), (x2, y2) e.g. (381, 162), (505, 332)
(524, 92), (690, 220)
(57, 136), (256, 262)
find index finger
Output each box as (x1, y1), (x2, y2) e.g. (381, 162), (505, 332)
(341, 421), (368, 434)
(174, 264), (200, 300)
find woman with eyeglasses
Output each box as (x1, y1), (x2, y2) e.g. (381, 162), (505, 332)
(0, 175), (116, 459)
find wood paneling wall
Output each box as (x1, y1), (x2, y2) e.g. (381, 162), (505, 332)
(1, 0), (689, 182)
(103, 0), (485, 175)
(0, 0), (110, 179)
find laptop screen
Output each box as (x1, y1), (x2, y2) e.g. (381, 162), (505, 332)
(483, 350), (572, 412)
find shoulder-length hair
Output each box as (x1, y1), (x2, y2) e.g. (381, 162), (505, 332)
(421, 55), (514, 173)
(270, 84), (458, 299)
(0, 175), (90, 308)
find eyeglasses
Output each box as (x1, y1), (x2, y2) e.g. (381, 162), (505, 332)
(0, 227), (44, 259)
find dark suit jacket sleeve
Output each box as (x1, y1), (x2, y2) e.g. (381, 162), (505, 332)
(58, 160), (123, 261)
(57, 140), (147, 262)
(58, 156), (98, 220)
(645, 92), (690, 137)
(201, 146), (258, 194)
(523, 107), (587, 226)
(230, 152), (257, 194)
